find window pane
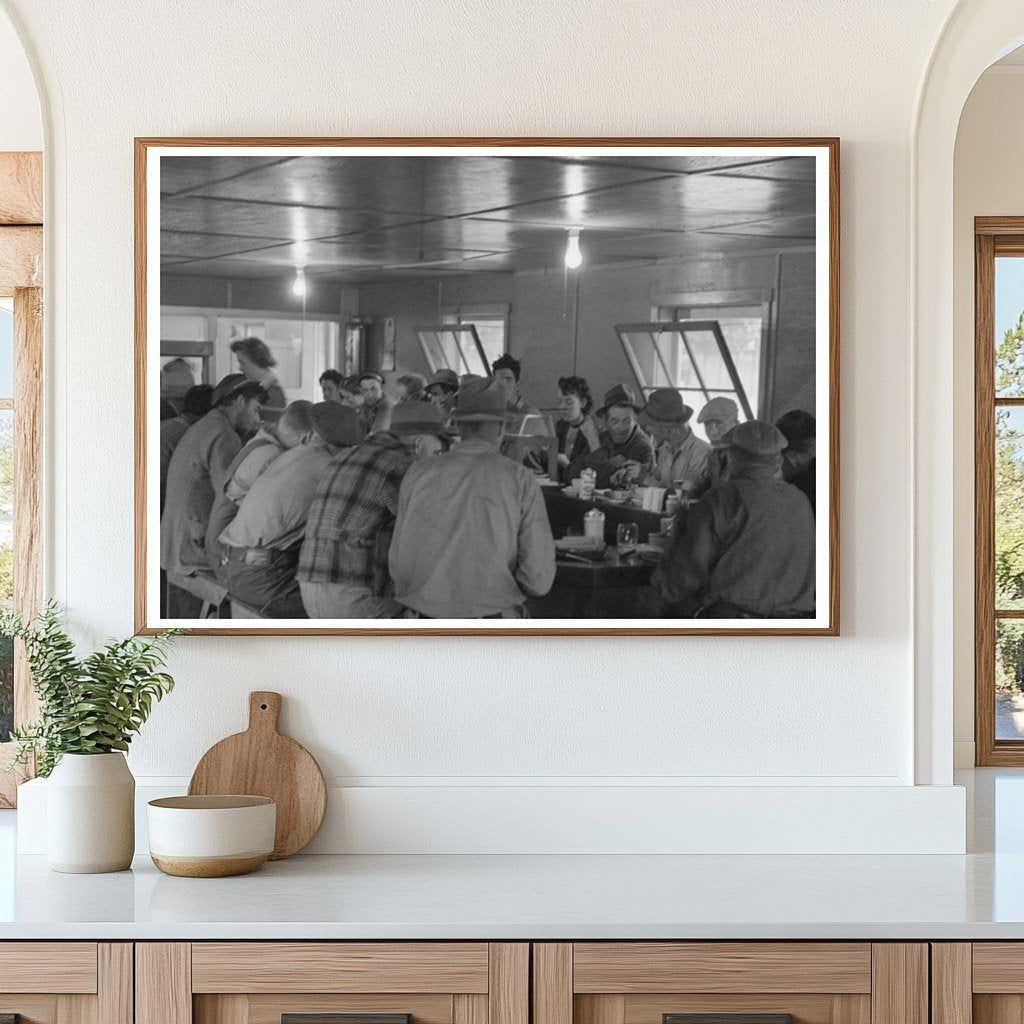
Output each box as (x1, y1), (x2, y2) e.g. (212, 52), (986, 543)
(997, 407), (1024, 609)
(0, 410), (13, 742)
(459, 316), (505, 367)
(996, 256), (1024, 397)
(0, 305), (14, 399)
(997, 620), (1024, 740)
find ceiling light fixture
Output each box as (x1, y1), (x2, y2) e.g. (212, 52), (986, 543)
(291, 268), (307, 297)
(564, 228), (583, 269)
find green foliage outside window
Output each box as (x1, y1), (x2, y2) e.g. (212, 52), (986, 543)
(996, 311), (1024, 693)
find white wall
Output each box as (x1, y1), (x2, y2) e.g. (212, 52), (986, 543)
(952, 66), (1024, 768)
(0, 0), (974, 852)
(0, 8), (39, 151)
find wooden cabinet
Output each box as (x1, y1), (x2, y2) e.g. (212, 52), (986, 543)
(932, 943), (1022, 1024)
(136, 944), (528, 1024)
(532, 944), (928, 1024)
(0, 943), (132, 1024)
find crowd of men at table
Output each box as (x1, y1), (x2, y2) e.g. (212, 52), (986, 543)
(159, 336), (817, 620)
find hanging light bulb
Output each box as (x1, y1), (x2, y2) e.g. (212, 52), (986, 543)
(564, 228), (583, 269)
(291, 268), (307, 297)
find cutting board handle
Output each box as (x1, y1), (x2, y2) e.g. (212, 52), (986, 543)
(248, 691), (282, 734)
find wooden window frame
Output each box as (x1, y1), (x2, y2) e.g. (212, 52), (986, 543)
(0, 152), (43, 806)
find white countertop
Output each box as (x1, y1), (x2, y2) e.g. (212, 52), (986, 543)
(1, 768), (1021, 941)
(0, 849), (1021, 940)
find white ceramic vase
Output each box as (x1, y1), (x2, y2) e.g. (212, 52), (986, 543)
(46, 752), (135, 873)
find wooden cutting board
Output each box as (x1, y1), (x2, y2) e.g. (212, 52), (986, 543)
(188, 691), (326, 859)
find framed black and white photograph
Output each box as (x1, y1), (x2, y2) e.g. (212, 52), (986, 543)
(136, 137), (839, 635)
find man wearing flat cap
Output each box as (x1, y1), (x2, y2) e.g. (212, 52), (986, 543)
(654, 420), (815, 619)
(637, 388), (711, 493)
(216, 402), (365, 618)
(389, 379), (555, 619)
(297, 402), (451, 618)
(568, 382), (655, 488)
(697, 396), (739, 491)
(160, 373), (267, 617)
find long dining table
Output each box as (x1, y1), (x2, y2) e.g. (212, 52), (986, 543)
(531, 484), (669, 618)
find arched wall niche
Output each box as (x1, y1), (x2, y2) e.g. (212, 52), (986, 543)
(914, 1), (1024, 785)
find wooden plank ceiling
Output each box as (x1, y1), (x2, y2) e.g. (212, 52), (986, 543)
(160, 153), (816, 285)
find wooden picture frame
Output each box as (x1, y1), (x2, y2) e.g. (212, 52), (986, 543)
(136, 137), (839, 636)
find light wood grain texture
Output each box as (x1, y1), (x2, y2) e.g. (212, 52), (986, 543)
(188, 691), (326, 859)
(195, 995), (249, 1024)
(623, 993), (870, 1024)
(576, 995), (626, 1024)
(0, 153), (42, 225)
(0, 226), (41, 294)
(975, 996), (1024, 1024)
(98, 944), (133, 1024)
(573, 944), (871, 994)
(870, 945), (927, 1024)
(0, 943), (97, 993)
(236, 995), (453, 1024)
(57, 992), (95, 1024)
(191, 943), (489, 994)
(534, 944), (572, 1024)
(14, 286), (43, 722)
(971, 944), (1024, 992)
(976, 229), (999, 766)
(0, 996), (59, 1024)
(136, 943), (192, 1024)
(931, 944), (972, 1024)
(454, 994), (487, 1024)
(151, 853), (269, 877)
(134, 135), (839, 637)
(488, 944), (528, 1024)
(0, 283), (43, 808)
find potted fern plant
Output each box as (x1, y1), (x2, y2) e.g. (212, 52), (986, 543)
(2, 603), (178, 873)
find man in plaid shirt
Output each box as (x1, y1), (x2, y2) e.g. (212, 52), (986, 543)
(297, 402), (451, 618)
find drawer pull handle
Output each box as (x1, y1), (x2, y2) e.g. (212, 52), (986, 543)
(283, 1015), (411, 1024)
(664, 1016), (795, 1024)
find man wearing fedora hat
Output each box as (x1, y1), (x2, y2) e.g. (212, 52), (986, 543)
(425, 368), (459, 422)
(161, 373), (268, 616)
(637, 388), (711, 492)
(568, 382), (655, 488)
(297, 401), (451, 618)
(389, 379), (555, 619)
(217, 402), (366, 618)
(654, 420), (815, 619)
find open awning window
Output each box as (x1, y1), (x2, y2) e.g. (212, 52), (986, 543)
(614, 320), (754, 419)
(414, 324), (490, 378)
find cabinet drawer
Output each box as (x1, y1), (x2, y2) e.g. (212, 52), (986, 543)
(191, 944), (491, 994)
(0, 942), (98, 993)
(0, 943), (130, 1024)
(534, 944), (926, 1024)
(139, 943), (528, 1024)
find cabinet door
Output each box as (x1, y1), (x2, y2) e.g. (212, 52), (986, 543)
(0, 943), (131, 1024)
(945, 943), (1024, 1024)
(137, 943), (528, 1024)
(533, 944), (927, 1024)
